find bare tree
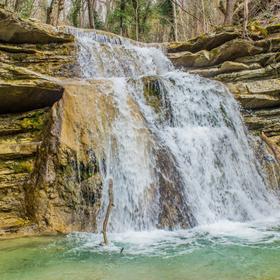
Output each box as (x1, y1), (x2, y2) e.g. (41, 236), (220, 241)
(47, 0), (64, 25)
(87, 0), (96, 28)
(224, 0), (236, 25)
(172, 0), (178, 41)
(131, 0), (140, 40)
(120, 0), (126, 36)
(14, 0), (22, 11)
(104, 0), (112, 28)
(243, 0), (249, 38)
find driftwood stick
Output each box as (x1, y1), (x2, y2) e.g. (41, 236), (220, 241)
(102, 178), (114, 245)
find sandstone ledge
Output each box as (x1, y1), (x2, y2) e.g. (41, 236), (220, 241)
(0, 8), (73, 44)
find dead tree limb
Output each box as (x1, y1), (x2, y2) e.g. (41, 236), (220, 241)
(102, 178), (114, 245)
(243, 0), (249, 38)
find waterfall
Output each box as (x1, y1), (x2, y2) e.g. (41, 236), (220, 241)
(69, 30), (279, 232)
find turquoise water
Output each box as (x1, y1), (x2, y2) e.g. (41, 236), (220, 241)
(1, 219), (280, 280)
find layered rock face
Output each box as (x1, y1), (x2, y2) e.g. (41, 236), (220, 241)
(168, 26), (280, 189)
(0, 8), (77, 237)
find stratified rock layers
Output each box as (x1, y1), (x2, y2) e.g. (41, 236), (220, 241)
(0, 8), (77, 237)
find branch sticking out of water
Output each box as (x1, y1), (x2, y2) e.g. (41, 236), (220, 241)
(102, 178), (114, 245)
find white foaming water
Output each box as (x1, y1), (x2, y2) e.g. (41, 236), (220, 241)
(152, 72), (279, 225)
(70, 30), (280, 235)
(66, 215), (280, 257)
(69, 28), (172, 78)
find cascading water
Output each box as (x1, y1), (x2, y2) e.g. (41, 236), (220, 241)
(69, 29), (279, 233)
(2, 30), (280, 280)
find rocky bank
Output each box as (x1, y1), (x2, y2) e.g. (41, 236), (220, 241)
(0, 8), (279, 238)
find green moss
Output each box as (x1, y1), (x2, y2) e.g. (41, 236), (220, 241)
(20, 110), (47, 131)
(249, 21), (268, 37)
(143, 77), (162, 113)
(0, 158), (35, 174)
(58, 148), (99, 183)
(12, 160), (34, 173)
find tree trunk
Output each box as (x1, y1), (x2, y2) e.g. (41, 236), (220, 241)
(140, 0), (151, 35)
(178, 0), (186, 40)
(131, 0), (139, 41)
(105, 0), (111, 29)
(120, 0), (126, 36)
(201, 0), (207, 33)
(87, 0), (95, 29)
(14, 0), (22, 11)
(224, 0), (236, 25)
(243, 0), (249, 38)
(172, 0), (178, 41)
(47, 0), (64, 25)
(46, 0), (56, 24)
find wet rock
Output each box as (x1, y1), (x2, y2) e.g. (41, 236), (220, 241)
(0, 42), (77, 77)
(243, 108), (280, 136)
(214, 63), (280, 82)
(227, 79), (280, 96)
(155, 146), (195, 229)
(26, 81), (115, 234)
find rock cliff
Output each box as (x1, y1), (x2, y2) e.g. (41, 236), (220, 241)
(0, 8), (77, 237)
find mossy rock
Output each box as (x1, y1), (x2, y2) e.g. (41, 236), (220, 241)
(142, 76), (162, 113)
(167, 30), (240, 53)
(0, 8), (73, 44)
(169, 39), (264, 68)
(0, 108), (49, 136)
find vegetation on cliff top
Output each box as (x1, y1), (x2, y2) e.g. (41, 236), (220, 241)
(1, 0), (279, 42)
